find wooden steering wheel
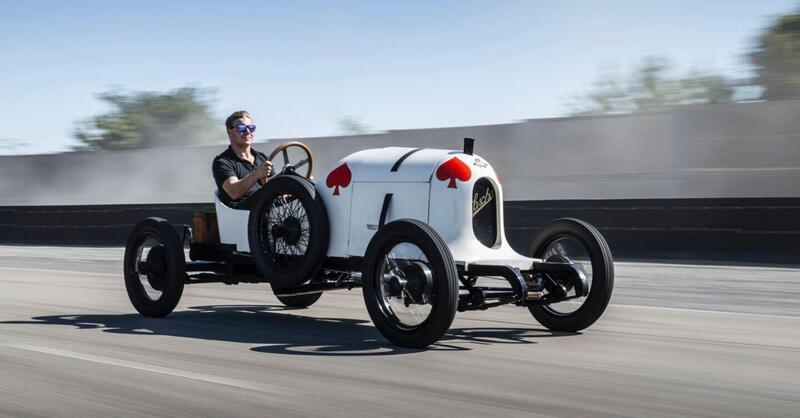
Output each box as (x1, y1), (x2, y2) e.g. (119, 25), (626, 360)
(267, 141), (314, 180)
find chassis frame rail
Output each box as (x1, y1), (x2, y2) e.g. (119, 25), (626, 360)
(184, 244), (586, 311)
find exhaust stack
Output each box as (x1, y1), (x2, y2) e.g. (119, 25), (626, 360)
(463, 137), (475, 155)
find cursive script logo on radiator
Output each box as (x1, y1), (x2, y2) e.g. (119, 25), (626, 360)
(472, 187), (494, 216)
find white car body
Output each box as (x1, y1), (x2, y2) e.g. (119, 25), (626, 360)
(215, 146), (537, 269)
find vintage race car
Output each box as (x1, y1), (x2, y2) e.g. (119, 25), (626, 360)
(124, 139), (614, 348)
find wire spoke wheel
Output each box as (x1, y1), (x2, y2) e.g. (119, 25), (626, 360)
(260, 193), (312, 272)
(249, 175), (329, 288)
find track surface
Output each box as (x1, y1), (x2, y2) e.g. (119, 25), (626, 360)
(1, 246), (798, 417)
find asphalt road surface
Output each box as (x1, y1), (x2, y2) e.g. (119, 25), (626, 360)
(1, 246), (798, 417)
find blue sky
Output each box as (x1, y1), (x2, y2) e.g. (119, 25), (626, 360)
(1, 0), (797, 154)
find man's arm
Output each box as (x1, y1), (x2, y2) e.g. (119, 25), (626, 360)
(221, 161), (273, 200)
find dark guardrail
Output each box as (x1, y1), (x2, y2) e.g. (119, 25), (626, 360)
(1, 197), (798, 264)
(0, 203), (213, 246)
(505, 197), (800, 264)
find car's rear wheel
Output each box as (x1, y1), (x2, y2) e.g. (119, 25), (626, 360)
(271, 285), (323, 308)
(248, 175), (329, 288)
(124, 217), (185, 317)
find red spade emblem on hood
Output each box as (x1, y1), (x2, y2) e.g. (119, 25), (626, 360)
(436, 157), (471, 189)
(326, 163), (352, 196)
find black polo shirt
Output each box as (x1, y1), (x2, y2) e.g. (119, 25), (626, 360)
(212, 146), (270, 208)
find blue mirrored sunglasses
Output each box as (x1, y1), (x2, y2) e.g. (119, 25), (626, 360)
(234, 124), (256, 133)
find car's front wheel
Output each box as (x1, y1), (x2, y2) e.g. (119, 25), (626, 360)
(362, 219), (459, 348)
(525, 218), (614, 332)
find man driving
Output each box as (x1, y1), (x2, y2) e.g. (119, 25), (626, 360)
(212, 110), (274, 208)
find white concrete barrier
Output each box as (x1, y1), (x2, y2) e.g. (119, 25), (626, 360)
(1, 100), (799, 206)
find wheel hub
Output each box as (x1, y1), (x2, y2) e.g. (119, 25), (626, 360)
(387, 275), (407, 297)
(271, 217), (302, 245)
(385, 261), (432, 305)
(145, 244), (167, 291)
(544, 254), (588, 297)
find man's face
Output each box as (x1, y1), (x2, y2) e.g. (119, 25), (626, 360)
(227, 116), (255, 147)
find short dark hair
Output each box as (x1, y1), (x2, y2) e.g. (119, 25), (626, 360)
(225, 110), (251, 129)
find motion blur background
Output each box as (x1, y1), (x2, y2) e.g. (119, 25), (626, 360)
(3, 0), (800, 153)
(1, 0), (799, 262)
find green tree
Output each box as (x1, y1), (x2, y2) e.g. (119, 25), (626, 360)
(73, 87), (222, 150)
(750, 12), (800, 100)
(679, 73), (735, 105)
(569, 57), (734, 115)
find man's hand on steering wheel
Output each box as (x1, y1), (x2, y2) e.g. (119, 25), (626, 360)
(255, 160), (273, 180)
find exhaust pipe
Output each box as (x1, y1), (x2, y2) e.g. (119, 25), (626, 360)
(463, 137), (475, 155)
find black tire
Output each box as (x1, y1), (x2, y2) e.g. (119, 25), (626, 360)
(362, 219), (459, 348)
(248, 175), (330, 288)
(123, 217), (186, 317)
(271, 286), (323, 308)
(525, 218), (614, 332)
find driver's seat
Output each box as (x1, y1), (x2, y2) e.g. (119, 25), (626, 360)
(213, 190), (251, 252)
